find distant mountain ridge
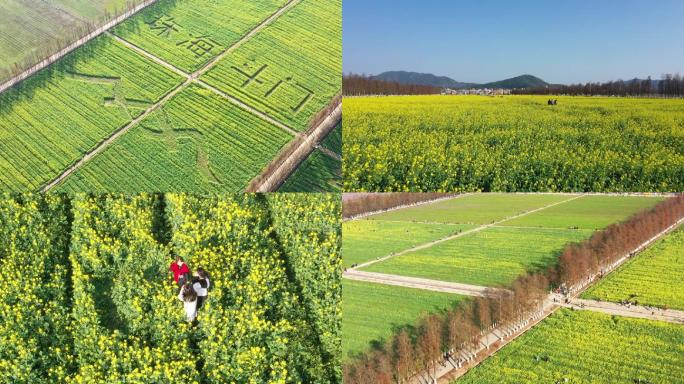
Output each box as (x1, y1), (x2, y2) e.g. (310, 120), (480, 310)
(372, 71), (550, 89)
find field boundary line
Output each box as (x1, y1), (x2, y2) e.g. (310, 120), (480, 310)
(0, 0), (159, 95)
(559, 299), (684, 324)
(41, 0), (302, 191)
(246, 102), (342, 192)
(343, 270), (500, 297)
(344, 194), (466, 222)
(352, 194), (584, 270)
(432, 213), (684, 383)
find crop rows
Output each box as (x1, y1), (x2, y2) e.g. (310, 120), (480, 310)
(0, 193), (341, 383)
(57, 84), (292, 192)
(458, 309), (684, 383)
(203, 0), (342, 129)
(0, 35), (183, 191)
(344, 95), (684, 192)
(582, 227), (684, 310)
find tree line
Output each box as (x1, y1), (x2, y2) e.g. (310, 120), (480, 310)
(343, 193), (454, 219)
(343, 194), (684, 384)
(514, 74), (684, 97)
(343, 74), (441, 96)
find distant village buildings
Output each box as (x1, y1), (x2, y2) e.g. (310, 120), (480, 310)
(441, 88), (512, 96)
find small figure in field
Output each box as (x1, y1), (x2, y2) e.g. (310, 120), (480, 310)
(170, 256), (190, 286)
(192, 268), (210, 310)
(178, 281), (198, 322)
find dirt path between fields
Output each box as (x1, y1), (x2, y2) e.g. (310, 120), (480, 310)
(352, 194), (584, 270)
(41, 0), (302, 192)
(344, 270), (501, 297)
(559, 298), (684, 324)
(0, 0), (158, 95)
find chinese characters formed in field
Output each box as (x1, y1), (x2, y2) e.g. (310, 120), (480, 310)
(65, 72), (152, 118)
(145, 15), (180, 38)
(231, 61), (315, 113)
(176, 34), (221, 59)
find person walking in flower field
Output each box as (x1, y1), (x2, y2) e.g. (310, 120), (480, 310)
(178, 281), (198, 322)
(169, 256), (190, 286)
(192, 268), (210, 310)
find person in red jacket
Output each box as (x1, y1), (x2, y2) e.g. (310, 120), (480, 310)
(170, 256), (190, 286)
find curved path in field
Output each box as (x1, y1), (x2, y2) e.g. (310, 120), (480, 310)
(560, 298), (684, 324)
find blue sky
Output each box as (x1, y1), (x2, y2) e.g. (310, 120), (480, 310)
(343, 0), (684, 84)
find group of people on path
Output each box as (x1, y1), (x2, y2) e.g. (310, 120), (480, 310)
(169, 256), (211, 323)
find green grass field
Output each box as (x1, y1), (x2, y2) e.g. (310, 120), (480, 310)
(202, 0), (341, 130)
(321, 123), (342, 155)
(113, 0), (288, 72)
(56, 84), (292, 192)
(344, 95), (684, 192)
(363, 226), (592, 287)
(582, 228), (684, 310)
(502, 195), (664, 230)
(279, 149), (341, 192)
(0, 35), (183, 191)
(343, 280), (464, 359)
(458, 309), (684, 384)
(367, 194), (572, 224)
(343, 220), (472, 268)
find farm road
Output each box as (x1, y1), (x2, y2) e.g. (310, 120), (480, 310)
(351, 194), (584, 270)
(42, 0), (304, 192)
(343, 270), (498, 297)
(559, 298), (684, 324)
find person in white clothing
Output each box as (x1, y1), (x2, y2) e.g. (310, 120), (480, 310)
(193, 268), (210, 311)
(178, 282), (198, 322)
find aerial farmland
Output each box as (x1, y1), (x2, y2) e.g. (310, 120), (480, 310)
(0, 0), (341, 192)
(342, 193), (684, 383)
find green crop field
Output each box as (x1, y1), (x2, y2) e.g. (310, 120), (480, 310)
(203, 0), (342, 129)
(0, 193), (340, 383)
(113, 0), (288, 72)
(0, 0), (342, 193)
(0, 0), (146, 83)
(502, 195), (664, 230)
(458, 309), (684, 384)
(582, 228), (684, 310)
(321, 123), (342, 155)
(368, 193), (572, 224)
(343, 220), (472, 268)
(344, 95), (684, 192)
(363, 226), (592, 287)
(0, 35), (183, 191)
(343, 280), (464, 359)
(56, 84), (291, 192)
(279, 149), (342, 192)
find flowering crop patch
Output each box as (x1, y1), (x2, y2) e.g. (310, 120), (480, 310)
(344, 95), (684, 192)
(582, 228), (684, 310)
(458, 309), (684, 383)
(0, 194), (341, 383)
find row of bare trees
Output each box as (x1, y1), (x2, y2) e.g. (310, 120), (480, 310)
(343, 194), (684, 384)
(514, 74), (684, 97)
(1, 1), (147, 83)
(343, 74), (441, 96)
(343, 193), (455, 219)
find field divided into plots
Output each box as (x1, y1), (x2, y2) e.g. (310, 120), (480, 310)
(57, 84), (291, 192)
(343, 194), (667, 362)
(0, 0), (341, 192)
(202, 0), (342, 129)
(458, 309), (684, 384)
(343, 280), (465, 359)
(583, 227), (684, 310)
